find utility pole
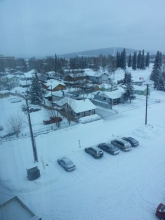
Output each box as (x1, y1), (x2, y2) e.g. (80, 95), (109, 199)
(25, 97), (38, 162)
(145, 84), (149, 125)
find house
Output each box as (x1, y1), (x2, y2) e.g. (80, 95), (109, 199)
(46, 71), (55, 79)
(0, 196), (41, 220)
(19, 70), (36, 87)
(55, 97), (97, 119)
(132, 77), (145, 86)
(84, 68), (109, 84)
(45, 90), (65, 101)
(43, 79), (66, 91)
(134, 85), (150, 96)
(93, 88), (125, 109)
(64, 72), (87, 87)
(5, 74), (20, 89)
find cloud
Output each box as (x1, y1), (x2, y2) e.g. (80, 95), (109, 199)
(0, 0), (165, 57)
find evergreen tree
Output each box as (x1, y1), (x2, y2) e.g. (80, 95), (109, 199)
(150, 51), (162, 81)
(128, 54), (132, 67)
(158, 77), (165, 91)
(54, 54), (58, 72)
(145, 52), (150, 67)
(124, 72), (135, 103)
(29, 73), (44, 104)
(120, 48), (126, 70)
(141, 50), (145, 70)
(137, 51), (142, 69)
(116, 52), (121, 68)
(132, 52), (137, 70)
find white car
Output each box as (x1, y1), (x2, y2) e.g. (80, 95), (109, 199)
(111, 138), (132, 151)
(57, 157), (76, 171)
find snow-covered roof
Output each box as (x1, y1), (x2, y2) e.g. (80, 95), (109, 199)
(100, 88), (125, 99)
(45, 90), (64, 98)
(55, 98), (97, 113)
(132, 77), (145, 82)
(0, 90), (9, 94)
(44, 79), (65, 88)
(84, 69), (103, 77)
(6, 74), (18, 79)
(134, 85), (147, 91)
(99, 83), (112, 89)
(22, 70), (36, 78)
(46, 71), (55, 76)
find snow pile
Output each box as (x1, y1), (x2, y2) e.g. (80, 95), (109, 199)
(79, 114), (101, 124)
(133, 124), (165, 139)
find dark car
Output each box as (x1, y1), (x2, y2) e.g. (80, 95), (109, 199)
(43, 117), (62, 125)
(22, 105), (41, 113)
(156, 203), (165, 219)
(122, 137), (139, 147)
(111, 138), (132, 152)
(97, 143), (119, 155)
(29, 107), (41, 112)
(57, 157), (76, 172)
(85, 147), (103, 158)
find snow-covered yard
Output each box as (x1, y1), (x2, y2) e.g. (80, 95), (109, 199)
(0, 88), (165, 220)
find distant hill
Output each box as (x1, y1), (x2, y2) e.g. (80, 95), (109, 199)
(58, 47), (156, 58)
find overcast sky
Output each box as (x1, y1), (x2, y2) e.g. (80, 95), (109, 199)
(0, 0), (165, 57)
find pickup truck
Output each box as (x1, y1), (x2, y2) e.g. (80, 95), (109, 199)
(43, 117), (62, 125)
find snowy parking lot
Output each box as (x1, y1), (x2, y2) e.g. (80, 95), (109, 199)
(0, 91), (165, 220)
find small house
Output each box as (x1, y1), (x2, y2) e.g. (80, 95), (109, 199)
(55, 98), (97, 119)
(134, 85), (150, 96)
(6, 74), (20, 89)
(43, 79), (66, 91)
(93, 88), (125, 109)
(84, 69), (109, 84)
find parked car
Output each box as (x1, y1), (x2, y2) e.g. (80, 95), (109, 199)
(122, 137), (139, 147)
(11, 98), (21, 103)
(29, 107), (41, 112)
(43, 117), (62, 125)
(111, 138), (132, 151)
(85, 147), (103, 158)
(97, 143), (119, 155)
(57, 157), (76, 171)
(22, 105), (41, 113)
(156, 203), (165, 219)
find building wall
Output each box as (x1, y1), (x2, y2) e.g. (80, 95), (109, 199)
(52, 84), (66, 91)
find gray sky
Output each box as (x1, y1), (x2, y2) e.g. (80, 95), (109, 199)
(0, 0), (165, 57)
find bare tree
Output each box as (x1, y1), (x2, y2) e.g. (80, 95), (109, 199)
(7, 113), (26, 137)
(44, 102), (61, 127)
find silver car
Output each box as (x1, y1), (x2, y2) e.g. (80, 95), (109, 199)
(57, 157), (76, 171)
(111, 138), (132, 152)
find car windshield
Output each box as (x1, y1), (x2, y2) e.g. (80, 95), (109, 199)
(160, 205), (165, 212)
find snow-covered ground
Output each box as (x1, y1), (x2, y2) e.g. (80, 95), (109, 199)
(0, 66), (165, 220)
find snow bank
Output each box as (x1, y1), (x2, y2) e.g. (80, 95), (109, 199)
(79, 114), (101, 123)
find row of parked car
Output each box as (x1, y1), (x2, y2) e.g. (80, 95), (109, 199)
(57, 137), (139, 171)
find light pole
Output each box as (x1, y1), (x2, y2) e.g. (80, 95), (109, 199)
(25, 97), (38, 162)
(24, 74), (38, 162)
(145, 83), (151, 125)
